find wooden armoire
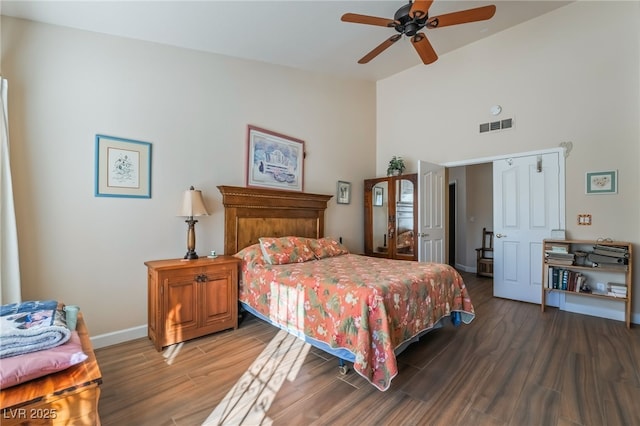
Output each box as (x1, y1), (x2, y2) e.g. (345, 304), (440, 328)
(364, 173), (418, 261)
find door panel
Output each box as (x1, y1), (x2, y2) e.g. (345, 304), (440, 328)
(493, 152), (561, 303)
(372, 181), (389, 255)
(394, 175), (417, 260)
(165, 275), (198, 337)
(418, 161), (445, 264)
(201, 276), (232, 327)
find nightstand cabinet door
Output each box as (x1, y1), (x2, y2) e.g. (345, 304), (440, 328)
(163, 268), (201, 343)
(200, 263), (237, 329)
(145, 257), (240, 351)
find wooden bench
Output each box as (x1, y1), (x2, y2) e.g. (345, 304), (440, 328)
(1, 313), (102, 425)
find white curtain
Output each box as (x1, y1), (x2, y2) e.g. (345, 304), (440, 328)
(1, 77), (21, 304)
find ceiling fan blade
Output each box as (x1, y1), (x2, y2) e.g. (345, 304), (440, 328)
(358, 34), (402, 64)
(410, 0), (434, 19)
(412, 33), (438, 64)
(428, 5), (496, 28)
(341, 13), (396, 28)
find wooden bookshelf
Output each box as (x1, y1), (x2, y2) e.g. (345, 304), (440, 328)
(541, 239), (633, 328)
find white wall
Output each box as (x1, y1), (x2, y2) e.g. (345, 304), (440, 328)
(377, 2), (640, 318)
(1, 17), (376, 338)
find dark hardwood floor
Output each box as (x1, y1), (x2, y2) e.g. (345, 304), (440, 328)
(95, 272), (640, 425)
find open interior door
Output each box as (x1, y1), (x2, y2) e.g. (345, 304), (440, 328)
(417, 160), (446, 263)
(493, 152), (563, 303)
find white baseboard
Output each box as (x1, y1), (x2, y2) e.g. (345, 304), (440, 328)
(456, 263), (475, 273)
(90, 324), (148, 349)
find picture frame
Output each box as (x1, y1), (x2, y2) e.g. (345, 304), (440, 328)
(585, 170), (617, 195)
(95, 134), (152, 198)
(373, 186), (384, 207)
(337, 181), (351, 204)
(246, 125), (304, 192)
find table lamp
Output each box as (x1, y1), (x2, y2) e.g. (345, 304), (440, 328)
(178, 186), (209, 259)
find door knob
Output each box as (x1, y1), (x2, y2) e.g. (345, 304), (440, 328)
(495, 233), (507, 238)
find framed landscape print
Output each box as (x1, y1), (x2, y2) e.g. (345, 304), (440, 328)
(95, 134), (152, 198)
(246, 125), (304, 192)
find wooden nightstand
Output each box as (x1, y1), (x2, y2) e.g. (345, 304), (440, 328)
(145, 256), (241, 351)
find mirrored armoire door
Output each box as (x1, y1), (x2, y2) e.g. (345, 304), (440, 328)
(364, 174), (417, 260)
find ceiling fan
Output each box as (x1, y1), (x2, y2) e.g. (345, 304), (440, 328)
(341, 0), (496, 65)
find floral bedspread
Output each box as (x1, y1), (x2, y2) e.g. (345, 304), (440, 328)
(238, 252), (475, 391)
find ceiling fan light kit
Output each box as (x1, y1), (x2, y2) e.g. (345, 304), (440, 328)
(341, 1), (496, 65)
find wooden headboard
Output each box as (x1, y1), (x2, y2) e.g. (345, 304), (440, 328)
(218, 185), (333, 255)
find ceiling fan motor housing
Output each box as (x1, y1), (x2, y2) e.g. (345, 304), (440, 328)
(393, 3), (428, 36)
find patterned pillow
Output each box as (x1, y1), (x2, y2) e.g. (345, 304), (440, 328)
(308, 237), (349, 259)
(234, 243), (265, 267)
(258, 236), (315, 265)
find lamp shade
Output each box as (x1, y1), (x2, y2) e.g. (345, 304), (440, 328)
(178, 186), (209, 217)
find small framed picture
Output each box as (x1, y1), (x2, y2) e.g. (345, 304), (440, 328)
(373, 186), (384, 207)
(95, 134), (152, 198)
(337, 181), (351, 204)
(586, 170), (617, 195)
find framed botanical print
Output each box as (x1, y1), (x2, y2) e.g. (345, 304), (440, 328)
(95, 134), (152, 198)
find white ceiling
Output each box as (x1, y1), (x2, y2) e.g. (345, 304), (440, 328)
(1, 0), (572, 81)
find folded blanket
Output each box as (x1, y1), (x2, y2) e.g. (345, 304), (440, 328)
(0, 300), (71, 359)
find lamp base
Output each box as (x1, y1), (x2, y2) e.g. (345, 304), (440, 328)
(184, 250), (199, 260)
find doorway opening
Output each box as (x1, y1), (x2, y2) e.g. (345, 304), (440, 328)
(448, 182), (456, 267)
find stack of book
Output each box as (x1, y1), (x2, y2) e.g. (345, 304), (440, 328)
(587, 244), (629, 271)
(547, 266), (585, 291)
(544, 242), (575, 266)
(607, 282), (628, 298)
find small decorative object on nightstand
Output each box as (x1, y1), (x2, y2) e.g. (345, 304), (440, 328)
(145, 256), (241, 351)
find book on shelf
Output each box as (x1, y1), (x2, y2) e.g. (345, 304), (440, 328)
(544, 242), (570, 253)
(607, 282), (627, 296)
(545, 251), (574, 258)
(589, 261), (629, 271)
(545, 250), (574, 258)
(545, 250), (575, 266)
(592, 246), (629, 259)
(546, 259), (574, 266)
(547, 266), (584, 292)
(587, 253), (629, 265)
(593, 243), (628, 253)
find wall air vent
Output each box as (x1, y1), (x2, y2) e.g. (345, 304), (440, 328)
(479, 117), (514, 134)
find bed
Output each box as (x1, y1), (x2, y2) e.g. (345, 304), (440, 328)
(218, 185), (475, 391)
